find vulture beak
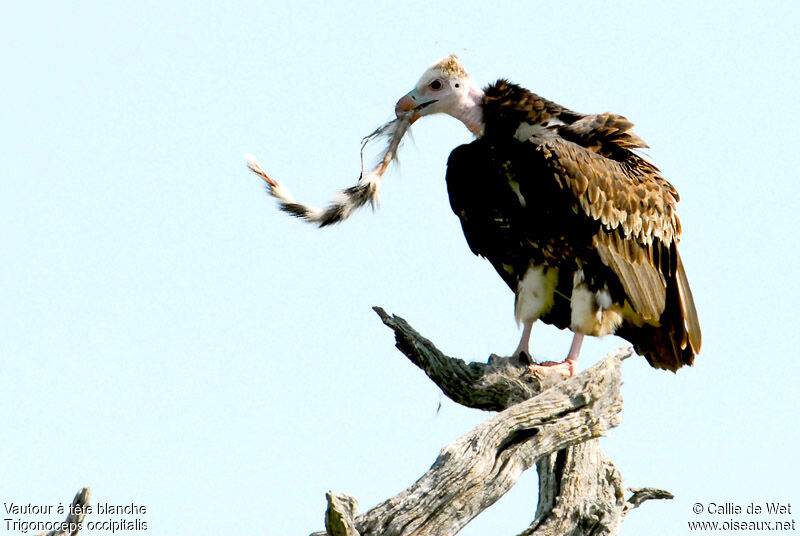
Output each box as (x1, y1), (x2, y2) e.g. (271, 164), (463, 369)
(395, 89), (435, 123)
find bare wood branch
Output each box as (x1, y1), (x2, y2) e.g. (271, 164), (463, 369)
(309, 309), (671, 536)
(624, 487), (675, 515)
(324, 492), (360, 536)
(373, 306), (570, 410)
(36, 487), (90, 536)
(522, 441), (626, 536)
(312, 339), (626, 536)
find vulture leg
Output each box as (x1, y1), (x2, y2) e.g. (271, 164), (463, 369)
(566, 332), (584, 363)
(512, 320), (534, 363)
(528, 333), (583, 377)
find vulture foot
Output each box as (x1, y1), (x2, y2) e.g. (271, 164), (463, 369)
(528, 358), (577, 378)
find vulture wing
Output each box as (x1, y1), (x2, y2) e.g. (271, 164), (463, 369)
(523, 116), (702, 368)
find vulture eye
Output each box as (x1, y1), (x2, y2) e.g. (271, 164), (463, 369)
(429, 80), (443, 90)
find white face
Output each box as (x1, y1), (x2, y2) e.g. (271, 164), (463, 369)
(395, 56), (484, 135)
(395, 63), (475, 121)
(410, 66), (469, 116)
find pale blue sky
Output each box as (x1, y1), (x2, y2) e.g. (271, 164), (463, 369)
(2, 1), (799, 535)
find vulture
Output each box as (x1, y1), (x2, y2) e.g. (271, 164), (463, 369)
(394, 55), (701, 374)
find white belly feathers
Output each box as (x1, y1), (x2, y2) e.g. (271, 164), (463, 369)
(514, 265), (558, 325)
(515, 265), (624, 337)
(569, 270), (623, 336)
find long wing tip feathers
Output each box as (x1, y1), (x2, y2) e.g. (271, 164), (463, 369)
(676, 254), (702, 354)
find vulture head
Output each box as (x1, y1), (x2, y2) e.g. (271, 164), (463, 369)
(395, 55), (485, 135)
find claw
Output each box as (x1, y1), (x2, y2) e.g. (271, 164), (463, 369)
(528, 359), (576, 378)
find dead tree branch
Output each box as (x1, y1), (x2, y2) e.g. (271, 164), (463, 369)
(523, 441), (625, 535)
(373, 306), (555, 410)
(36, 487), (90, 536)
(309, 309), (670, 536)
(624, 487), (675, 514)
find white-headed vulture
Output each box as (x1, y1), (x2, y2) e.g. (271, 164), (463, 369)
(395, 55), (701, 374)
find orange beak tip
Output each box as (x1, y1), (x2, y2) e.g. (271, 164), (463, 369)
(394, 95), (416, 116)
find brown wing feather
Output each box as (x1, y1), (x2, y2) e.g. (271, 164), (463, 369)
(561, 113), (650, 152)
(532, 128), (701, 369)
(676, 253), (702, 353)
(536, 137), (681, 245)
(592, 231), (665, 323)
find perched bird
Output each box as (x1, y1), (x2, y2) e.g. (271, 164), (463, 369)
(395, 55), (701, 374)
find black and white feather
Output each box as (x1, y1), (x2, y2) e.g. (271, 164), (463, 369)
(246, 108), (418, 227)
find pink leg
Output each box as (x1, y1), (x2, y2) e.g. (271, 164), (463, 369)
(529, 332), (584, 377)
(566, 332), (584, 363)
(513, 320), (534, 359)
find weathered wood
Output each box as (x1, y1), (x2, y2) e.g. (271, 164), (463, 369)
(309, 309), (671, 536)
(373, 306), (564, 410)
(522, 441), (625, 536)
(355, 352), (624, 536)
(36, 487), (90, 536)
(624, 487), (674, 514)
(324, 492), (360, 536)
